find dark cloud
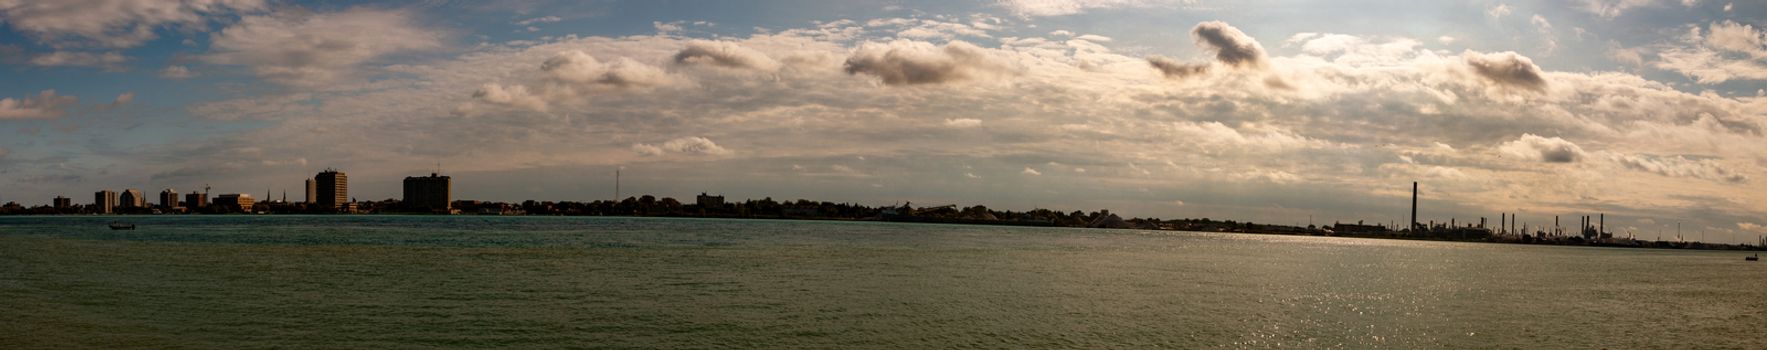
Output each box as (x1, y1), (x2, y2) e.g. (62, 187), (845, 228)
(1463, 51), (1547, 91)
(1499, 134), (1583, 163)
(1147, 56), (1208, 79)
(1191, 21), (1268, 69)
(843, 40), (1017, 85)
(673, 40), (781, 71)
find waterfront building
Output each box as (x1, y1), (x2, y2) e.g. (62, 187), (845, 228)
(215, 194), (254, 213)
(402, 173), (451, 213)
(697, 193), (725, 208)
(53, 196), (71, 209)
(94, 190), (117, 214)
(185, 192), (208, 209)
(315, 169), (347, 210)
(305, 178), (316, 204)
(120, 189), (145, 208)
(159, 188), (180, 209)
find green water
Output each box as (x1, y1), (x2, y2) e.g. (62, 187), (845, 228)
(1, 216), (1762, 349)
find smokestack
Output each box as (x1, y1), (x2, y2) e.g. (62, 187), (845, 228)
(1411, 182), (1418, 233)
(1600, 213), (1605, 235)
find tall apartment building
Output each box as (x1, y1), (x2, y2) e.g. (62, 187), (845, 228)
(315, 169), (348, 210)
(159, 188), (180, 209)
(94, 190), (117, 214)
(120, 189), (145, 208)
(402, 173), (452, 213)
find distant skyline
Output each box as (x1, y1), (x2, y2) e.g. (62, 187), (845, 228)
(3, 0), (1766, 243)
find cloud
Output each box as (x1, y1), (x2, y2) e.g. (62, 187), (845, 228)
(1610, 154), (1748, 183)
(1530, 15), (1557, 53)
(1022, 167), (1042, 175)
(204, 7), (443, 87)
(1147, 55), (1208, 79)
(843, 40), (1020, 85)
(1462, 51), (1548, 91)
(471, 84), (548, 112)
(0, 90), (79, 120)
(0, 0), (265, 48)
(516, 16), (561, 26)
(674, 40), (782, 71)
(28, 51), (128, 70)
(544, 50), (673, 88)
(1191, 21), (1268, 69)
(159, 65), (195, 79)
(1574, 0), (1662, 18)
(944, 118), (982, 128)
(1653, 21), (1767, 84)
(635, 136), (732, 156)
(996, 0), (1196, 17)
(1487, 3), (1512, 19)
(97, 92), (134, 111)
(1499, 134), (1585, 163)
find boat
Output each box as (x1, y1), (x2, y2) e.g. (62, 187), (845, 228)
(1748, 254), (1759, 262)
(108, 222), (135, 230)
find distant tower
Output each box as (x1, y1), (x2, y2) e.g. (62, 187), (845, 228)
(305, 178), (316, 204)
(159, 188), (180, 209)
(315, 169), (348, 210)
(1410, 182), (1418, 233)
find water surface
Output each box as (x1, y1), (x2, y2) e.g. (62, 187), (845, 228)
(2, 216), (1761, 349)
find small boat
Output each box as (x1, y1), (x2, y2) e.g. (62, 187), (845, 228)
(108, 222), (135, 230)
(1748, 254), (1759, 262)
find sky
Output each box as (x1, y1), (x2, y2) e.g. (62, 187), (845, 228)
(2, 0), (1765, 243)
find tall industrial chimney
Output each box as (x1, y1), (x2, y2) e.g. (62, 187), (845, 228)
(1411, 182), (1418, 233)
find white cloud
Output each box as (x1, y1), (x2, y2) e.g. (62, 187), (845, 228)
(1462, 50), (1548, 91)
(0, 90), (79, 120)
(1574, 0), (1663, 18)
(516, 16), (562, 26)
(0, 0), (265, 48)
(1487, 4), (1512, 19)
(159, 65), (195, 79)
(1530, 15), (1557, 53)
(996, 0), (1196, 17)
(1022, 167), (1042, 175)
(204, 8), (443, 87)
(944, 118), (982, 128)
(1654, 21), (1767, 84)
(635, 137), (732, 156)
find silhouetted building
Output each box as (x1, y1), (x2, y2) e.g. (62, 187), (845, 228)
(120, 189), (145, 209)
(305, 178), (316, 204)
(215, 194), (254, 213)
(315, 169), (347, 210)
(53, 196), (71, 209)
(159, 188), (179, 209)
(697, 193), (725, 208)
(185, 192), (208, 209)
(94, 190), (116, 214)
(402, 173), (451, 213)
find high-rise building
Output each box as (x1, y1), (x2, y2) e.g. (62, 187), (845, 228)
(315, 169), (347, 210)
(159, 188), (180, 209)
(402, 173), (452, 213)
(120, 189), (145, 208)
(305, 178), (316, 204)
(215, 193), (254, 213)
(53, 196), (71, 209)
(94, 190), (117, 214)
(185, 192), (208, 209)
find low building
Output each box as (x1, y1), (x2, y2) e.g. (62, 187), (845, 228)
(184, 192), (208, 209)
(214, 194), (255, 213)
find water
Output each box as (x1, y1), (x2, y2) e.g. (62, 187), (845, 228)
(2, 216), (1762, 349)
